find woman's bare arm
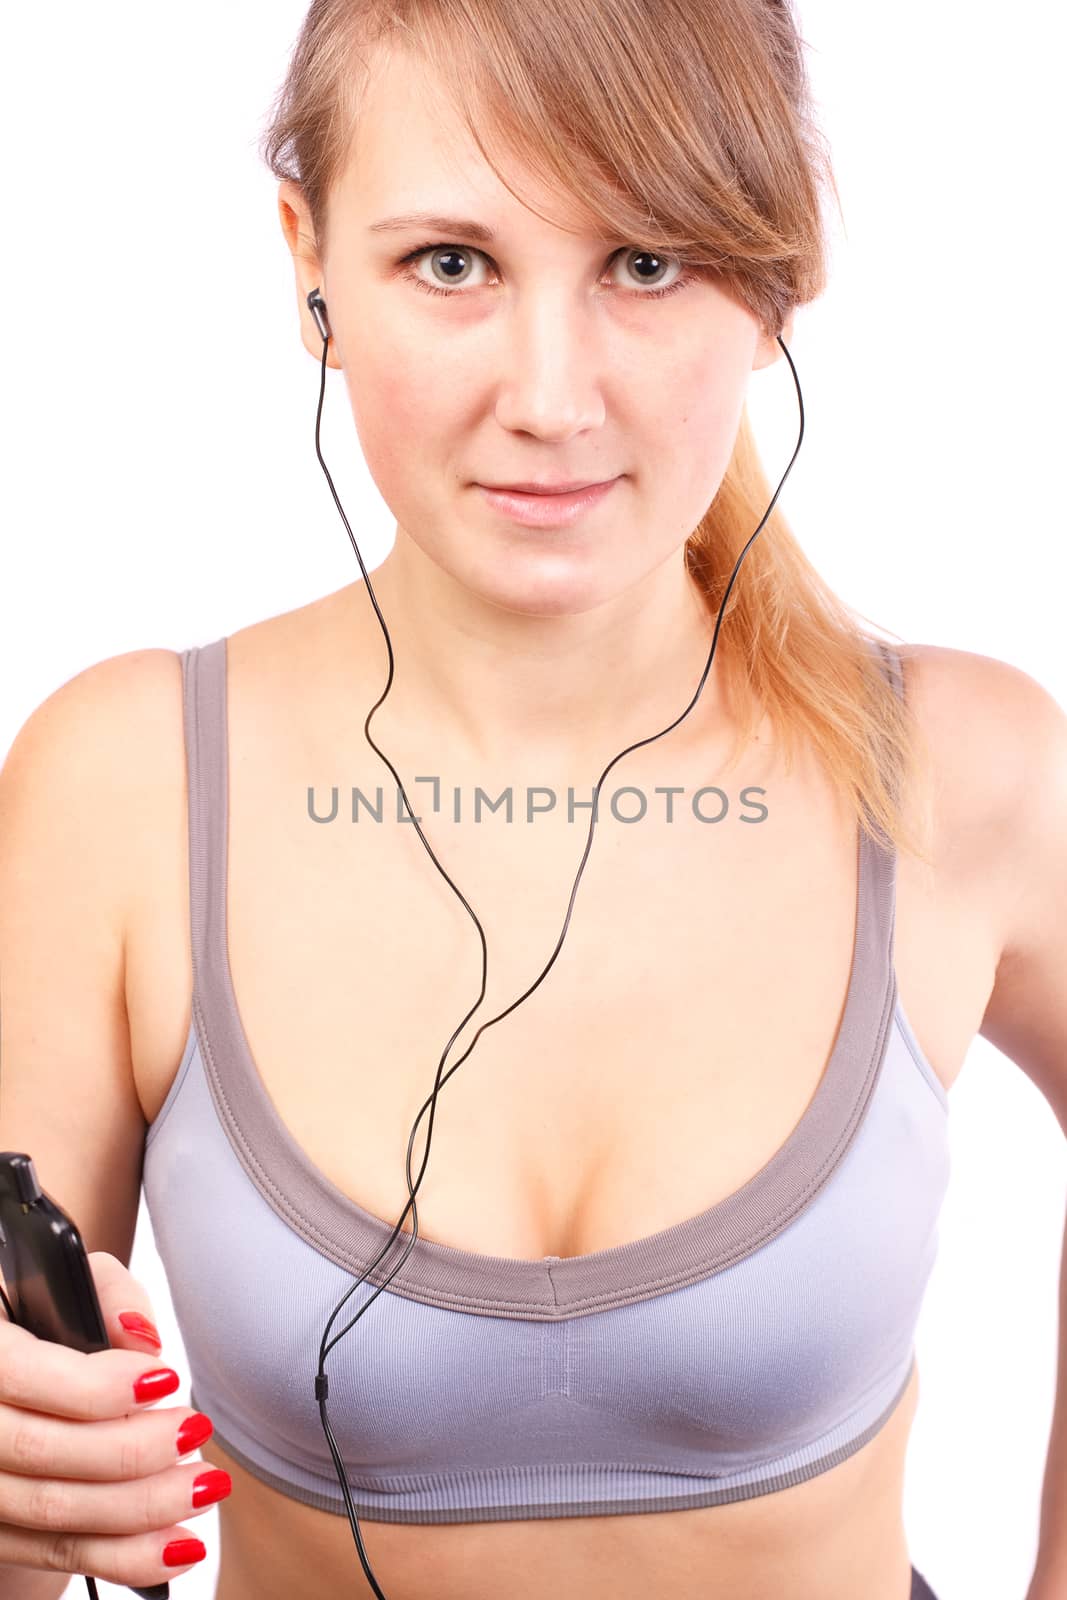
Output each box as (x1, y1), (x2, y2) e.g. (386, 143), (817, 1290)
(973, 659), (1067, 1598)
(0, 653), (166, 1597)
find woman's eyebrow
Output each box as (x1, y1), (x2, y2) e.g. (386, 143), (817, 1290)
(368, 212), (496, 241)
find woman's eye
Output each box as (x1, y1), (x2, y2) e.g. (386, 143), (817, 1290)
(397, 244), (693, 301)
(610, 248), (688, 296)
(405, 245), (489, 294)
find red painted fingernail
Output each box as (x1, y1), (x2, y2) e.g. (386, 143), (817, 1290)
(176, 1412), (214, 1457)
(163, 1538), (206, 1567)
(133, 1367), (180, 1405)
(118, 1311), (162, 1349)
(191, 1468), (232, 1509)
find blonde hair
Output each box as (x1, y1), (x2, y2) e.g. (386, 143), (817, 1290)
(260, 0), (934, 863)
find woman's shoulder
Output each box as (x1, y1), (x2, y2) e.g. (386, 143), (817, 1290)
(3, 646), (186, 795)
(899, 640), (1067, 951)
(900, 639), (1062, 811)
(224, 583), (368, 688)
(59, 586), (366, 766)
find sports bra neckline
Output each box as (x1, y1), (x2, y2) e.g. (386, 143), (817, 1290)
(179, 635), (902, 1317)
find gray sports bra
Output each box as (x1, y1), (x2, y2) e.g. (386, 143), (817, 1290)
(142, 635), (950, 1522)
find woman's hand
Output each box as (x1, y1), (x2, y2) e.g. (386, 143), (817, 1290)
(0, 1250), (228, 1586)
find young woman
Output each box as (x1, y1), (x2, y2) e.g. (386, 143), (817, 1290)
(1, 3), (1064, 1599)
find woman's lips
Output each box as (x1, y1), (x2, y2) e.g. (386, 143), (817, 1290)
(475, 478), (620, 528)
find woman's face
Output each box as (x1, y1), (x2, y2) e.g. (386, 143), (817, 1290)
(279, 42), (788, 619)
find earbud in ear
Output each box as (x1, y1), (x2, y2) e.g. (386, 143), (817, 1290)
(307, 288), (331, 344)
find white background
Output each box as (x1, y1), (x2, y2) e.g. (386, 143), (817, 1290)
(1, 3), (1065, 1598)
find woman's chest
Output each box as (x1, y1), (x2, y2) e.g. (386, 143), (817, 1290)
(125, 658), (999, 1263)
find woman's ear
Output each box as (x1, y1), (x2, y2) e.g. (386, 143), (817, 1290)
(753, 306), (796, 370)
(277, 179), (344, 371)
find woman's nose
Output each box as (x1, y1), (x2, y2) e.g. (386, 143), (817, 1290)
(492, 297), (607, 440)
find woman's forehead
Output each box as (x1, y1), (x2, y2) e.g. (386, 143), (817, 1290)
(340, 50), (599, 241)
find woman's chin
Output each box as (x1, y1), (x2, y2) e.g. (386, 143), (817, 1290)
(467, 562), (617, 620)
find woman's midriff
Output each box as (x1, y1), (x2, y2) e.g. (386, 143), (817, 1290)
(198, 1357), (918, 1600)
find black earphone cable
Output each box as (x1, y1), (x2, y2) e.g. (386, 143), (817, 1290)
(304, 285), (805, 1599)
